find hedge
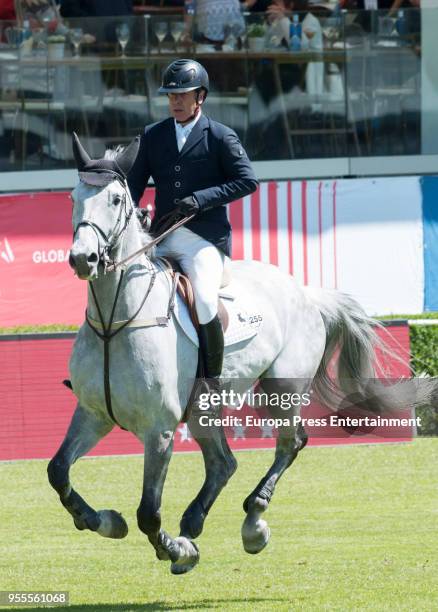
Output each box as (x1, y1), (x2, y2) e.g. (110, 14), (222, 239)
(409, 324), (438, 436)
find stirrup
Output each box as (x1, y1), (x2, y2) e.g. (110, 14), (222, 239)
(190, 378), (222, 416)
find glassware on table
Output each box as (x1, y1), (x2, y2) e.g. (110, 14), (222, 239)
(304, 24), (317, 40)
(154, 21), (168, 53)
(116, 23), (130, 58)
(232, 20), (245, 38)
(32, 28), (46, 47)
(239, 10), (250, 50)
(395, 9), (407, 38)
(322, 18), (340, 48)
(378, 16), (394, 37)
(240, 26), (248, 51)
(303, 22), (318, 50)
(41, 11), (52, 34)
(223, 23), (233, 49)
(70, 27), (83, 58)
(170, 21), (185, 51)
(231, 20), (245, 50)
(5, 27), (24, 48)
(223, 20), (242, 51)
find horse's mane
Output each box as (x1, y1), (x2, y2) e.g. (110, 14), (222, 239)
(103, 147), (156, 259)
(104, 147), (124, 160)
(140, 232), (157, 261)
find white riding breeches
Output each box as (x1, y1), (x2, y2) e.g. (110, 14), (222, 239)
(156, 226), (225, 325)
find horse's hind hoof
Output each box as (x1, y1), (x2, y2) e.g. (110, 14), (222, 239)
(95, 510), (128, 539)
(241, 517), (271, 554)
(170, 537), (200, 575)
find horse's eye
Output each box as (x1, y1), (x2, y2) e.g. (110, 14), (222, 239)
(113, 195), (122, 206)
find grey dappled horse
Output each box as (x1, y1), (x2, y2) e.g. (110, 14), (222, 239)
(48, 135), (429, 575)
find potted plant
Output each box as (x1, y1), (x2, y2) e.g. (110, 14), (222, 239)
(47, 35), (66, 60)
(247, 23), (266, 52)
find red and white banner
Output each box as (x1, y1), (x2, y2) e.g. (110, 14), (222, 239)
(229, 177), (423, 314)
(229, 180), (339, 288)
(0, 177), (423, 327)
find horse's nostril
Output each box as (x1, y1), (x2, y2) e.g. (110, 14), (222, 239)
(87, 253), (98, 264)
(69, 253), (76, 268)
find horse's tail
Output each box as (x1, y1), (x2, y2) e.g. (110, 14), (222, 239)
(303, 287), (437, 415)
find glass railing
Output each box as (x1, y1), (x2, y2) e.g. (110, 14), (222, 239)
(0, 8), (424, 171)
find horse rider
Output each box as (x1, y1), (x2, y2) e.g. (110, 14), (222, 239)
(127, 58), (258, 389)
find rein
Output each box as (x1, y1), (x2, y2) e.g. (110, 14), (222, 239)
(105, 211), (195, 273)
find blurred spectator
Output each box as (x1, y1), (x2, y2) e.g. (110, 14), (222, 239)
(15, 0), (66, 33)
(266, 0), (322, 45)
(266, 0), (324, 96)
(388, 0), (420, 40)
(388, 0), (419, 14)
(260, 0), (290, 44)
(191, 0), (245, 44)
(59, 0), (133, 18)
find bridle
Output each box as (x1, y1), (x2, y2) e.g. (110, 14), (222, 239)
(72, 175), (135, 274)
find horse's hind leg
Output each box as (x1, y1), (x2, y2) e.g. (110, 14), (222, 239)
(47, 404), (128, 539)
(241, 373), (312, 554)
(241, 419), (307, 554)
(241, 304), (325, 554)
(179, 417), (237, 540)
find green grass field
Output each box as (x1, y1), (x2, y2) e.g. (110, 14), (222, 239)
(1, 440), (438, 611)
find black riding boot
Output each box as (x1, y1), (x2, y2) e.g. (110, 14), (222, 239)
(198, 314), (224, 380)
(189, 315), (224, 433)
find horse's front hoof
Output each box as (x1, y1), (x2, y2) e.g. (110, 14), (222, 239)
(95, 510), (128, 539)
(241, 516), (271, 554)
(170, 537), (200, 575)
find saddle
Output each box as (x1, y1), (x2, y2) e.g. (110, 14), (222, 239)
(157, 256), (262, 351)
(161, 257), (230, 334)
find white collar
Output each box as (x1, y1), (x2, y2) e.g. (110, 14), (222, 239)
(174, 111), (202, 134)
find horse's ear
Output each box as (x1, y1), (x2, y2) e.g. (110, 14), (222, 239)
(116, 136), (140, 177)
(72, 132), (91, 170)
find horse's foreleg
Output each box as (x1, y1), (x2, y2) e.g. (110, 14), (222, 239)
(241, 423), (308, 554)
(179, 418), (237, 540)
(137, 427), (200, 575)
(47, 404), (128, 539)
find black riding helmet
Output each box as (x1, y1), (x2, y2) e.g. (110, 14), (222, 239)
(158, 59), (209, 99)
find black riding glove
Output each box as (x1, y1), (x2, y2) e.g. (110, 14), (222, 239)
(175, 195), (200, 217)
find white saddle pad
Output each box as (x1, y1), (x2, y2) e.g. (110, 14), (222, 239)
(172, 281), (263, 348)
